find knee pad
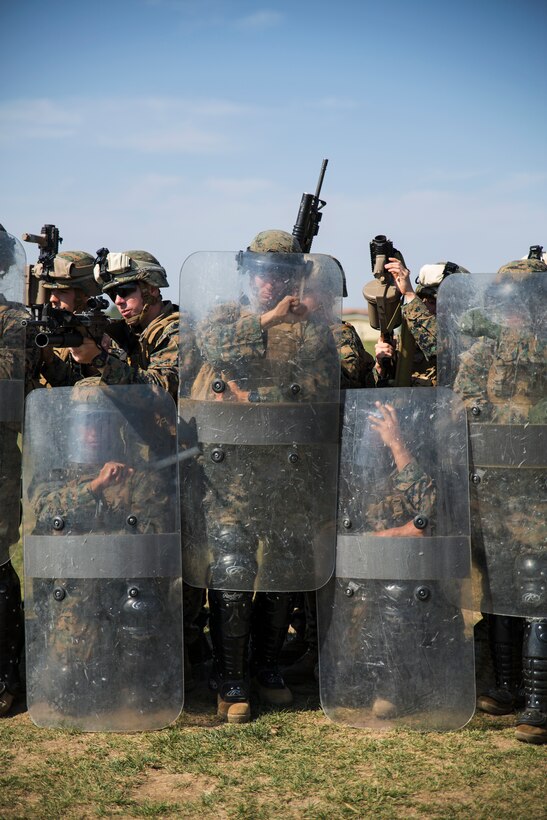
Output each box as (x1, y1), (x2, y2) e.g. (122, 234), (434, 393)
(208, 526), (258, 588)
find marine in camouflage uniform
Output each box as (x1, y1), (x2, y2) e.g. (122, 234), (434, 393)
(76, 250), (198, 398)
(451, 258), (547, 744)
(327, 399), (464, 718)
(76, 250), (203, 677)
(374, 259), (468, 386)
(26, 384), (175, 717)
(31, 250), (108, 387)
(0, 227), (47, 715)
(0, 228), (27, 716)
(284, 258), (375, 684)
(189, 230), (340, 723)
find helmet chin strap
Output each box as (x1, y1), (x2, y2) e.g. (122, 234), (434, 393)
(125, 282), (161, 329)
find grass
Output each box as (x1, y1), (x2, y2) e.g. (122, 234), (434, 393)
(5, 545), (545, 819)
(1, 676), (545, 820)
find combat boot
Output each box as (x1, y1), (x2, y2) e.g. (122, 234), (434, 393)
(251, 592), (293, 707)
(515, 619), (547, 745)
(208, 589), (253, 723)
(477, 615), (524, 715)
(0, 685), (14, 717)
(216, 680), (251, 724)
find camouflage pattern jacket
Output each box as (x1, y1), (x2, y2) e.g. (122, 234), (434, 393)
(30, 464), (172, 536)
(94, 301), (198, 400)
(366, 460), (436, 532)
(332, 320), (376, 389)
(192, 301), (339, 402)
(453, 328), (546, 423)
(401, 298), (438, 387)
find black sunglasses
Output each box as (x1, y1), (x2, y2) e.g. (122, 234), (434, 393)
(109, 284), (138, 299)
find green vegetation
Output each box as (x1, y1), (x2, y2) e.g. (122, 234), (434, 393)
(1, 685), (543, 819)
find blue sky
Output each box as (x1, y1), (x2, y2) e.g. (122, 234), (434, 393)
(2, 0), (546, 306)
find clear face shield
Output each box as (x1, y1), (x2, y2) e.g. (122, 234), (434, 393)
(67, 405), (126, 465)
(0, 231), (26, 303)
(237, 251), (311, 309)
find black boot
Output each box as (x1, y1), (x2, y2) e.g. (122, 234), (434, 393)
(0, 561), (24, 717)
(477, 614), (524, 715)
(251, 592), (293, 706)
(208, 589), (252, 723)
(516, 619), (547, 744)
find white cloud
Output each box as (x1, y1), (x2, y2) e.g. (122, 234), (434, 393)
(0, 99), (81, 142)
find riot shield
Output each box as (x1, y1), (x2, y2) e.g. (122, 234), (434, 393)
(438, 272), (546, 618)
(0, 231), (26, 568)
(178, 251), (342, 592)
(23, 383), (183, 731)
(318, 388), (475, 731)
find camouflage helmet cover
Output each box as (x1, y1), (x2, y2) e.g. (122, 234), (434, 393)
(248, 230), (302, 254)
(496, 257), (547, 283)
(94, 250), (169, 292)
(34, 250), (100, 297)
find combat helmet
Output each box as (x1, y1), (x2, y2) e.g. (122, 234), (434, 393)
(34, 250), (99, 298)
(496, 257), (547, 284)
(94, 250), (169, 292)
(415, 261), (469, 298)
(238, 229), (310, 286)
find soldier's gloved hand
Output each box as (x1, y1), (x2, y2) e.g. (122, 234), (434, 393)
(260, 295), (309, 329)
(459, 308), (501, 341)
(89, 462), (134, 495)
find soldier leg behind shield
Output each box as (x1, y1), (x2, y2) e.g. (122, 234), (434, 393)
(0, 560), (24, 716)
(516, 618), (547, 744)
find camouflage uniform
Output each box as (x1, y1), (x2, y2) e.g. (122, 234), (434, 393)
(450, 259), (547, 743)
(330, 453), (464, 715)
(0, 300), (27, 712)
(92, 300), (193, 399)
(400, 298), (438, 386)
(93, 251), (202, 672)
(31, 250), (107, 388)
(186, 231), (340, 720)
(0, 225), (37, 714)
(333, 320), (376, 389)
(27, 416), (175, 716)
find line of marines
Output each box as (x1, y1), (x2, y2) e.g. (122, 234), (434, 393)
(0, 224), (545, 745)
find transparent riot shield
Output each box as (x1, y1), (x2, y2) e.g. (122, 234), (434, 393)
(0, 231), (26, 568)
(178, 251), (342, 592)
(318, 388), (475, 731)
(438, 272), (546, 618)
(23, 384), (183, 731)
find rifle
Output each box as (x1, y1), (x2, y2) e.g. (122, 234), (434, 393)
(22, 224), (63, 308)
(292, 159), (328, 254)
(22, 296), (128, 349)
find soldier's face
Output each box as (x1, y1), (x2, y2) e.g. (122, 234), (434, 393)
(49, 288), (77, 312)
(252, 273), (290, 309)
(113, 283), (144, 321)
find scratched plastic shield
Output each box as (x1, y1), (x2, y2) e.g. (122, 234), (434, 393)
(178, 251), (342, 592)
(0, 231), (26, 567)
(317, 388), (475, 731)
(438, 272), (546, 618)
(23, 384), (183, 731)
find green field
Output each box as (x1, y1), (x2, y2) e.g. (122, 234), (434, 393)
(1, 669), (545, 819)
